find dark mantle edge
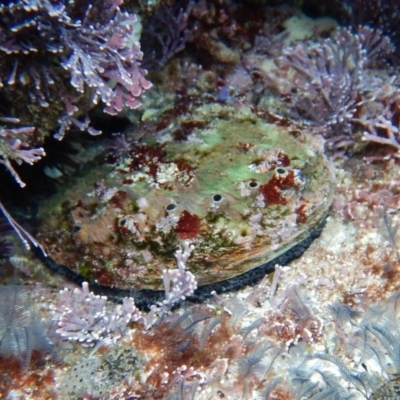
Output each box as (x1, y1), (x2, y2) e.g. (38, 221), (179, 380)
(32, 217), (327, 311)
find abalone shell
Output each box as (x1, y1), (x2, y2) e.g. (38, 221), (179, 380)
(37, 103), (334, 294)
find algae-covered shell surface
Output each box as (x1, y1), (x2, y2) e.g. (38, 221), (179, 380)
(37, 104), (334, 292)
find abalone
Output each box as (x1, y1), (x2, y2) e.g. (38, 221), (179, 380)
(37, 103), (334, 298)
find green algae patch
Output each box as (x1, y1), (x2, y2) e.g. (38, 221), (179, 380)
(37, 104), (334, 291)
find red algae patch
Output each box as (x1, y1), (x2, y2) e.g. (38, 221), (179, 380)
(175, 210), (201, 239)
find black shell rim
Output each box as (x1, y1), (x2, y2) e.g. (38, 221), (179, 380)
(33, 216), (327, 311)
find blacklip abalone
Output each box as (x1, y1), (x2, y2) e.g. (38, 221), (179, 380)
(37, 103), (334, 302)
